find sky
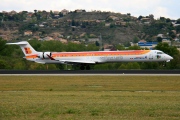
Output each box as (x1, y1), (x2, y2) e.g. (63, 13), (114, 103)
(0, 0), (179, 19)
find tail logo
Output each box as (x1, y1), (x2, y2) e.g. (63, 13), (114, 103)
(24, 47), (32, 54)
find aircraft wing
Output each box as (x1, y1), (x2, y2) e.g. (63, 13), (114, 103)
(35, 61), (46, 64)
(42, 55), (96, 64)
(59, 60), (96, 64)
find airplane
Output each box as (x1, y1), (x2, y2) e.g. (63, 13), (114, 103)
(6, 41), (173, 70)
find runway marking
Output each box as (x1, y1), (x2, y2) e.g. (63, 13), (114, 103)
(1, 74), (180, 76)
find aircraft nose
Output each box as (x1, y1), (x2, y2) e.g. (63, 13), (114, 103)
(165, 55), (173, 62)
(169, 55), (173, 60)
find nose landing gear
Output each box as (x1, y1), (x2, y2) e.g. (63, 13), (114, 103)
(163, 61), (166, 67)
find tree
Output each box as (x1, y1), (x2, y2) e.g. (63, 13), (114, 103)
(0, 37), (14, 56)
(155, 42), (178, 56)
(72, 19), (75, 26)
(166, 18), (171, 23)
(46, 64), (58, 70)
(50, 10), (54, 17)
(0, 59), (11, 69)
(110, 23), (115, 28)
(127, 45), (141, 50)
(115, 45), (125, 50)
(34, 9), (37, 17)
(118, 64), (126, 69)
(59, 12), (63, 17)
(94, 63), (110, 70)
(140, 62), (159, 69)
(29, 63), (46, 70)
(95, 41), (100, 46)
(138, 15), (143, 20)
(176, 18), (180, 24)
(127, 13), (131, 16)
(133, 37), (139, 43)
(13, 61), (26, 70)
(155, 42), (180, 69)
(126, 62), (140, 69)
(0, 38), (6, 55)
(160, 17), (166, 22)
(169, 31), (176, 40)
(157, 37), (162, 42)
(175, 25), (180, 33)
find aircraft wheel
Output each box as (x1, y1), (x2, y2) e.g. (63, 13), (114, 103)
(80, 65), (85, 70)
(86, 65), (90, 70)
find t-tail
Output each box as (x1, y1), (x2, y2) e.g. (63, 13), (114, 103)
(6, 41), (37, 56)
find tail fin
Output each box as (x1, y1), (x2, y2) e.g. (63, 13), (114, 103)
(6, 41), (37, 56)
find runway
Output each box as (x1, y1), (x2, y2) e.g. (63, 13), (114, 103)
(0, 69), (180, 75)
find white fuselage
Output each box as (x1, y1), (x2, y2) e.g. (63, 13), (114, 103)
(27, 50), (173, 64)
(7, 41), (173, 70)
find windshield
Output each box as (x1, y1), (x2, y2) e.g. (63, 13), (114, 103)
(157, 52), (164, 54)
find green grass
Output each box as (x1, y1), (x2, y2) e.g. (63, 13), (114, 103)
(0, 76), (180, 120)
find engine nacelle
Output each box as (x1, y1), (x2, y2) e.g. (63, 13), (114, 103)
(39, 52), (52, 59)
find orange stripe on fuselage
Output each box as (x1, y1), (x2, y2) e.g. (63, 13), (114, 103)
(51, 50), (150, 57)
(25, 50), (151, 59)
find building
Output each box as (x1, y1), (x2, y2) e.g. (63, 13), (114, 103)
(53, 11), (59, 15)
(138, 41), (158, 49)
(61, 9), (69, 15)
(24, 31), (33, 36)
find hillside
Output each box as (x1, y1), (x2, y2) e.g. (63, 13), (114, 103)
(0, 10), (180, 46)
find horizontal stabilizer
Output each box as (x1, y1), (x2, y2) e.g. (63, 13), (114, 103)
(6, 41), (29, 45)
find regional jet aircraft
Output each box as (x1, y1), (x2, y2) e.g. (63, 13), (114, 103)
(7, 41), (173, 70)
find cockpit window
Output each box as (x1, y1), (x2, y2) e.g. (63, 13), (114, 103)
(157, 52), (164, 54)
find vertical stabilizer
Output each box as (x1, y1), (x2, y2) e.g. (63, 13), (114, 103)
(6, 41), (37, 56)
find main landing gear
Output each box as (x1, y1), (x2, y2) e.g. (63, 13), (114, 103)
(80, 64), (90, 70)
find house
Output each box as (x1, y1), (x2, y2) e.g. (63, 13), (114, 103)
(162, 39), (171, 46)
(9, 10), (17, 15)
(120, 22), (127, 26)
(2, 11), (8, 14)
(174, 38), (180, 42)
(108, 16), (119, 21)
(103, 44), (114, 51)
(157, 34), (164, 38)
(39, 24), (44, 27)
(59, 38), (68, 44)
(172, 22), (180, 27)
(130, 42), (138, 46)
(27, 13), (33, 17)
(88, 38), (100, 43)
(43, 36), (54, 41)
(72, 40), (81, 44)
(75, 9), (86, 13)
(53, 11), (59, 15)
(141, 18), (151, 24)
(61, 9), (69, 15)
(24, 31), (33, 36)
(105, 23), (111, 27)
